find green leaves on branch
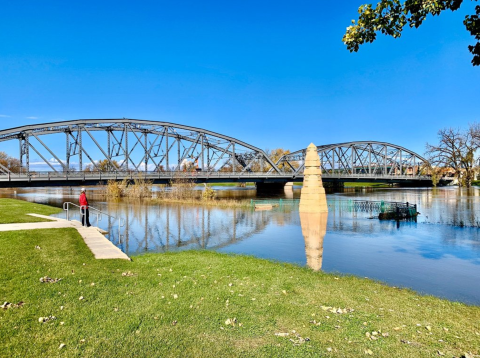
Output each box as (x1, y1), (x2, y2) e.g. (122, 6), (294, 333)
(464, 5), (480, 65)
(343, 0), (480, 66)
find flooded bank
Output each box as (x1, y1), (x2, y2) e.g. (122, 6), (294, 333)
(1, 185), (480, 304)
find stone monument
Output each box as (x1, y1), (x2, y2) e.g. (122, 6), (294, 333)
(299, 143), (328, 213)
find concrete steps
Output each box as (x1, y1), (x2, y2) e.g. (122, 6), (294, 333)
(0, 214), (130, 261)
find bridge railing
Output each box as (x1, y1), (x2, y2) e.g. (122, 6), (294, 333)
(0, 170), (297, 181)
(0, 170), (434, 181)
(63, 201), (125, 239)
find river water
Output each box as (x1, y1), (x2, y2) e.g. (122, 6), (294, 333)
(1, 185), (480, 305)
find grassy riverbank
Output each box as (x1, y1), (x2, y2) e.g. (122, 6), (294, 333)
(1, 200), (479, 357)
(0, 198), (62, 224)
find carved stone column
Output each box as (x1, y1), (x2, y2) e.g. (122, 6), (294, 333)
(299, 143), (328, 213)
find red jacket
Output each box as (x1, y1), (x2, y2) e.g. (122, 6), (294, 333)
(79, 193), (88, 208)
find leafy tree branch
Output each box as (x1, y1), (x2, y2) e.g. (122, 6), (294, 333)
(344, 1), (480, 65)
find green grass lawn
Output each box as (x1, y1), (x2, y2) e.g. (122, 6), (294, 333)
(1, 199), (479, 357)
(0, 198), (62, 224)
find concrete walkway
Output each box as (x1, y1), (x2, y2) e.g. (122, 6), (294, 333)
(0, 214), (130, 260)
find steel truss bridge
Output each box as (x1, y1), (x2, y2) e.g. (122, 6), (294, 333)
(0, 119), (437, 187)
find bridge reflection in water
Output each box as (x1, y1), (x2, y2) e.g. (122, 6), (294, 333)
(51, 199), (325, 269)
(111, 205), (328, 271)
(40, 192), (439, 269)
(92, 202), (300, 255)
(103, 202), (328, 271)
(53, 198), (423, 270)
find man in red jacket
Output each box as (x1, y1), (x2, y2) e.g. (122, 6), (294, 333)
(79, 188), (91, 227)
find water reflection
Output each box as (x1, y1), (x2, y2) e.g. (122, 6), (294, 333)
(338, 186), (480, 228)
(80, 201), (301, 256)
(300, 212), (328, 271)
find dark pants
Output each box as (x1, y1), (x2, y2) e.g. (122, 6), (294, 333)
(81, 207), (91, 227)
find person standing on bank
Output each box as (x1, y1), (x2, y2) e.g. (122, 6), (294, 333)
(79, 188), (91, 227)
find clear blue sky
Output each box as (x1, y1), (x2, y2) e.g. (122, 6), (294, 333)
(1, 0), (479, 157)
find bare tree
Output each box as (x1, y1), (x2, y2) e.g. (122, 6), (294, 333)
(426, 124), (479, 187)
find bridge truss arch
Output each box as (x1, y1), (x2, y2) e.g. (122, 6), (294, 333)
(0, 119), (280, 175)
(276, 141), (429, 179)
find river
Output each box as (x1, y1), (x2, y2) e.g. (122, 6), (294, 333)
(1, 185), (480, 305)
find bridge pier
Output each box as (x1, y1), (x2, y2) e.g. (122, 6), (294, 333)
(284, 182), (294, 199)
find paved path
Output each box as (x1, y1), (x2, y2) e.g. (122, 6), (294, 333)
(0, 214), (130, 261)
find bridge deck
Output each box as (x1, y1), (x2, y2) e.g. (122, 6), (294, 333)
(0, 171), (437, 188)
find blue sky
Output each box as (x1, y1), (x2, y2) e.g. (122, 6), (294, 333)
(1, 0), (479, 158)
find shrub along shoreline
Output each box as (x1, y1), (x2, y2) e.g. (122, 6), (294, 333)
(103, 177), (252, 207)
(0, 199), (479, 357)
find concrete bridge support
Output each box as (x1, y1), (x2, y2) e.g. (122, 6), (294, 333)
(284, 181), (294, 199)
(284, 182), (294, 191)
